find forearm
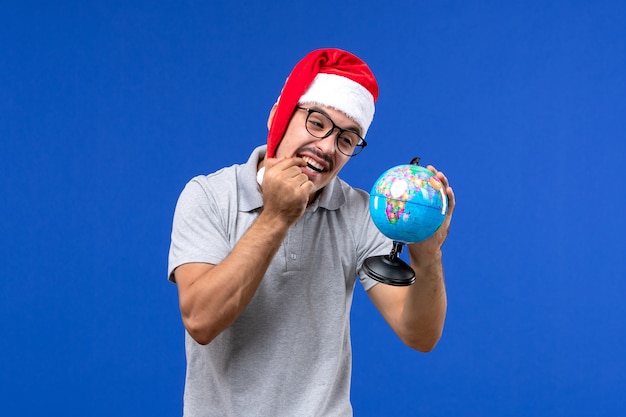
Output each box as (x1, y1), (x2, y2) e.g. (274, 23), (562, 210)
(401, 248), (448, 351)
(178, 211), (290, 344)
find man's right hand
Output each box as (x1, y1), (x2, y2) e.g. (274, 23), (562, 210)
(259, 157), (314, 226)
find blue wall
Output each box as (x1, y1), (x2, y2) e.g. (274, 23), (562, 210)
(2, 1), (625, 415)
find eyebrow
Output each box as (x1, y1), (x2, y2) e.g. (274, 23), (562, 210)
(309, 105), (363, 136)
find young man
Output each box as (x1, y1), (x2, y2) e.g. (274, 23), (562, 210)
(168, 48), (455, 417)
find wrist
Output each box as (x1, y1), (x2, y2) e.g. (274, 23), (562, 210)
(408, 245), (443, 269)
(256, 209), (292, 235)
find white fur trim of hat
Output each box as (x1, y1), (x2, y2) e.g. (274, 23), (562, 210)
(298, 73), (375, 137)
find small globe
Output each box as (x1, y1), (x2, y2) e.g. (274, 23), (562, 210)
(369, 164), (448, 243)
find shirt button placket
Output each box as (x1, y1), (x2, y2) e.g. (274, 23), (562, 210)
(286, 219), (303, 271)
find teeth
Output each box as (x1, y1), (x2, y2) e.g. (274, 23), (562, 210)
(302, 156), (324, 172)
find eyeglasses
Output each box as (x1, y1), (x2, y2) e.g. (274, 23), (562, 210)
(297, 107), (367, 156)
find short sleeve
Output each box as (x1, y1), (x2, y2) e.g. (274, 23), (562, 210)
(351, 189), (394, 291)
(167, 178), (232, 282)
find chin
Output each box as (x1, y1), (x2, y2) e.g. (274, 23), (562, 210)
(311, 176), (334, 193)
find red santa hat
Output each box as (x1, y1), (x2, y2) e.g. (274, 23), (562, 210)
(266, 48), (378, 158)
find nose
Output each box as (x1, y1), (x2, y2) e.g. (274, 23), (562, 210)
(315, 130), (339, 154)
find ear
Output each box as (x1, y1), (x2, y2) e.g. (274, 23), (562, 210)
(267, 103), (278, 130)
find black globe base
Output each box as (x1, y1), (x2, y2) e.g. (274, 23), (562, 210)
(363, 241), (416, 286)
(363, 255), (416, 286)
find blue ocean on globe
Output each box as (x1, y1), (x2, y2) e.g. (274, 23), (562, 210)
(369, 164), (448, 243)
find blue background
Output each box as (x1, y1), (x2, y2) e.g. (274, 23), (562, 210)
(2, 1), (625, 415)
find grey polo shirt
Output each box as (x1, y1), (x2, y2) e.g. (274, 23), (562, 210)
(168, 145), (392, 417)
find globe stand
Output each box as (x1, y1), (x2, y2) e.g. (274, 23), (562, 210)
(363, 241), (416, 286)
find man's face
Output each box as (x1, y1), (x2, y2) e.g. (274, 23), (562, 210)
(273, 104), (361, 195)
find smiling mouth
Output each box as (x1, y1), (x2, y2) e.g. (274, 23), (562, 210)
(302, 156), (325, 173)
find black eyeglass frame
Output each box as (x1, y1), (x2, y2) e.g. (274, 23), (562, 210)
(296, 106), (368, 156)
